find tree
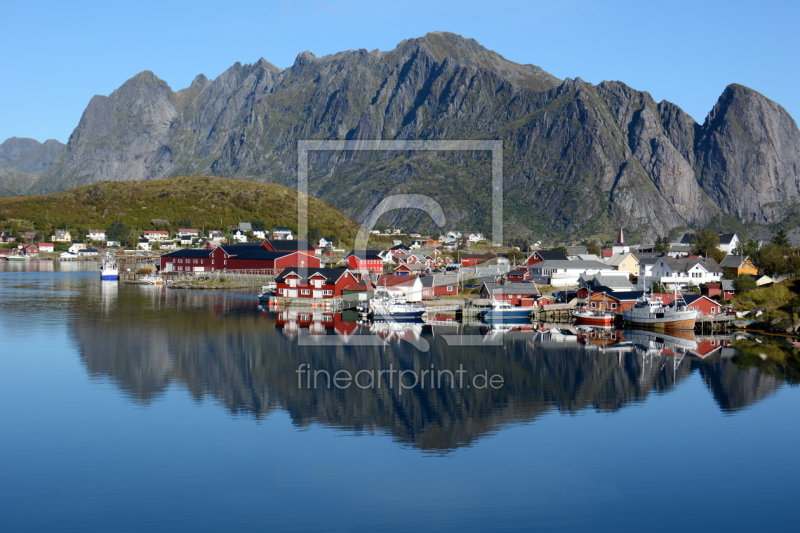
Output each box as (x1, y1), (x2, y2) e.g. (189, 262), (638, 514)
(307, 227), (322, 243)
(107, 221), (128, 242)
(651, 281), (667, 294)
(552, 246), (568, 255)
(654, 236), (670, 253)
(587, 243), (601, 256)
(733, 275), (757, 293)
(771, 229), (791, 250)
(754, 243), (787, 277)
(734, 238), (760, 258)
(691, 230), (721, 258)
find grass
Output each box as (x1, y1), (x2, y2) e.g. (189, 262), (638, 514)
(0, 175), (360, 247)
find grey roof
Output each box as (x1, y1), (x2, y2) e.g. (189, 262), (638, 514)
(238, 222), (253, 231)
(530, 250), (569, 261)
(719, 233), (737, 244)
(565, 246), (587, 255)
(419, 274), (458, 287)
(592, 274), (635, 290)
(659, 256), (722, 273)
(638, 256), (663, 266)
(721, 280), (735, 291)
(669, 244), (692, 252)
(481, 282), (540, 296)
(530, 259), (613, 270)
(679, 233), (695, 244)
(719, 255), (748, 268)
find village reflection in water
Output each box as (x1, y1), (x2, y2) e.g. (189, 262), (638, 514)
(65, 281), (798, 451)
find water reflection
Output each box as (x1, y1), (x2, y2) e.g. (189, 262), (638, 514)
(52, 281), (794, 451)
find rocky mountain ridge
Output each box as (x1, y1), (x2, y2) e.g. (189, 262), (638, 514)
(6, 32), (800, 240)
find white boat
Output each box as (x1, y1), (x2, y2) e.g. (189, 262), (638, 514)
(130, 274), (164, 285)
(365, 289), (426, 321)
(100, 254), (119, 281)
(480, 300), (531, 322)
(622, 291), (697, 330)
(6, 254), (29, 262)
(258, 282), (277, 302)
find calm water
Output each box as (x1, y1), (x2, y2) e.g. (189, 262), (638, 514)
(1, 262), (799, 532)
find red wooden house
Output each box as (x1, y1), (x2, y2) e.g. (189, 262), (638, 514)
(345, 251), (383, 274)
(506, 269), (530, 282)
(275, 267), (358, 299)
(525, 250), (568, 267)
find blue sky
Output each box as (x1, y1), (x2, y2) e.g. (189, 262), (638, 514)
(1, 0), (798, 143)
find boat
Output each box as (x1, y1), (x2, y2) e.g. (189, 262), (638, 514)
(100, 254), (119, 281)
(258, 282), (277, 302)
(480, 300), (532, 322)
(572, 307), (615, 326)
(364, 289), (426, 321)
(129, 274), (164, 285)
(6, 253), (29, 262)
(622, 290), (697, 330)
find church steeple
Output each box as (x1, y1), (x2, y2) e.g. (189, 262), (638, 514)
(615, 227), (625, 246)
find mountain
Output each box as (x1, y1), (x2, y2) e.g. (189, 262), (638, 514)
(0, 137), (64, 195)
(0, 175), (358, 244)
(11, 32), (800, 240)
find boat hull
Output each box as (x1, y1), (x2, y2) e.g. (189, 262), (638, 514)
(482, 309), (532, 321)
(372, 310), (426, 321)
(623, 318), (696, 330)
(574, 315), (615, 326)
(101, 274), (119, 281)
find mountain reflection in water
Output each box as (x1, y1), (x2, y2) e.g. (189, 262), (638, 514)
(70, 284), (787, 451)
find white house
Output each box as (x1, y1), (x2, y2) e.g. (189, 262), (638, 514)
(137, 239), (151, 251)
(642, 257), (722, 290)
(106, 240), (121, 248)
(38, 243), (55, 253)
(252, 228), (267, 240)
(177, 229), (199, 238)
(529, 260), (615, 287)
(68, 242), (88, 254)
(376, 275), (424, 302)
(465, 233), (485, 243)
(88, 230), (107, 241)
(232, 230), (248, 243)
(319, 237), (335, 249)
(271, 227), (293, 240)
(718, 233), (740, 255)
(143, 230), (170, 241)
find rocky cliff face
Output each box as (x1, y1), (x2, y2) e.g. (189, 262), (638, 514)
(20, 32), (800, 239)
(0, 137), (64, 195)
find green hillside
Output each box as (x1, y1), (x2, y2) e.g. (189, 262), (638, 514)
(0, 175), (359, 246)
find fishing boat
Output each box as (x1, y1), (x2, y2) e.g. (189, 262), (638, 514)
(622, 290), (697, 330)
(100, 254), (119, 281)
(6, 253), (29, 262)
(572, 307), (615, 326)
(480, 300), (532, 322)
(363, 289), (426, 321)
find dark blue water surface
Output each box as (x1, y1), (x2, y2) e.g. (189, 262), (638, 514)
(1, 263), (799, 532)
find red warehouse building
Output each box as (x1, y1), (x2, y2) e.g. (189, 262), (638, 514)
(161, 242), (320, 272)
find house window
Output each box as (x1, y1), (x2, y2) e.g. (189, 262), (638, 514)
(611, 303), (617, 309)
(448, 286), (453, 291)
(590, 302), (596, 309)
(323, 290), (333, 296)
(301, 289), (310, 295)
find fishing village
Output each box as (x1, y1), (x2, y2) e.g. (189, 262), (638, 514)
(4, 220), (797, 360)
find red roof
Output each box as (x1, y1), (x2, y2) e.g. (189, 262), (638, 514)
(144, 230), (169, 235)
(377, 274), (418, 287)
(38, 243), (54, 247)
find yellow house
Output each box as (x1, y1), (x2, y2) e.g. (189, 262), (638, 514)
(720, 255), (758, 277)
(604, 252), (640, 277)
(50, 230), (72, 243)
